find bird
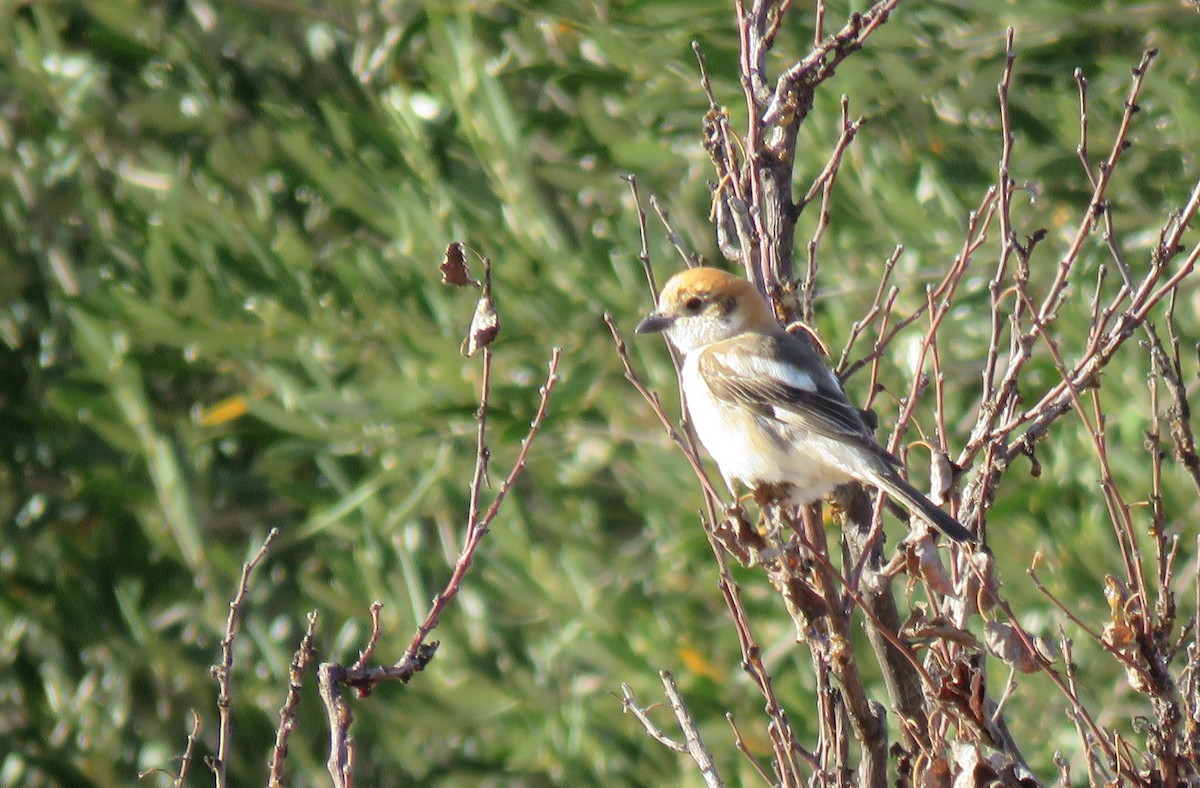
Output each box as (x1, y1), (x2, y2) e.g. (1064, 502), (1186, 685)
(636, 266), (974, 543)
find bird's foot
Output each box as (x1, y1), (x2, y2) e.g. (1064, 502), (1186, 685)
(751, 482), (792, 508)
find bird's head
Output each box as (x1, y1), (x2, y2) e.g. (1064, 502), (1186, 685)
(636, 267), (776, 353)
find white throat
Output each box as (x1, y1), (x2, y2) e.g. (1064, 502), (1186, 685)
(665, 313), (745, 354)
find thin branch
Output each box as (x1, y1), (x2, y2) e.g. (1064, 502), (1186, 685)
(318, 342), (561, 786)
(835, 245), (902, 376)
(1036, 48), (1158, 327)
(611, 309), (808, 780)
(692, 40), (719, 108)
(662, 670), (727, 788)
(143, 710), (201, 788)
(622, 175), (661, 294)
(350, 602), (383, 671)
(651, 195), (706, 269)
(620, 684), (689, 753)
(763, 0), (903, 127)
(211, 528), (278, 788)
(727, 713), (783, 782)
(268, 611), (320, 788)
(966, 561), (1122, 770)
(605, 315), (725, 506)
(800, 96), (864, 323)
(396, 347), (561, 674)
(1028, 558), (1146, 675)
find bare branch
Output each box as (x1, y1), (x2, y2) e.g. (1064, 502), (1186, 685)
(141, 711), (201, 787)
(620, 684), (690, 753)
(351, 602), (383, 672)
(727, 713), (782, 783)
(397, 347), (561, 674)
(800, 96), (865, 322)
(268, 611), (319, 788)
(662, 671), (727, 788)
(316, 269), (562, 784)
(211, 528), (278, 788)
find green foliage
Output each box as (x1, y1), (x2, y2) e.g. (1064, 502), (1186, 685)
(1, 1), (1197, 785)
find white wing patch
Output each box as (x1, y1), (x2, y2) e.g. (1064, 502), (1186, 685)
(715, 349), (817, 392)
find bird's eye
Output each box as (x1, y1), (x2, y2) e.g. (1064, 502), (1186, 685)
(684, 296), (704, 313)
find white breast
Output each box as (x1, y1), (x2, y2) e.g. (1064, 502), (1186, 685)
(680, 352), (851, 502)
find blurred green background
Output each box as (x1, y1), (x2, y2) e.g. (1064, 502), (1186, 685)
(2, 0), (1198, 785)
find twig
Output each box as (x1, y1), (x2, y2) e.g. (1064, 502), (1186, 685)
(1075, 68), (1093, 188)
(605, 315), (725, 506)
(622, 187), (721, 520)
(797, 507), (888, 788)
(614, 305), (812, 780)
(713, 539), (804, 786)
(211, 528), (278, 788)
(1028, 559), (1143, 672)
(966, 560), (1121, 770)
(793, 523), (936, 691)
(268, 611), (320, 788)
(692, 40), (719, 108)
(319, 663), (354, 788)
(620, 684), (689, 753)
(662, 671), (727, 788)
(726, 713), (781, 783)
(178, 711), (201, 788)
(840, 186), (995, 383)
(351, 602), (383, 671)
(318, 338), (562, 785)
(622, 175), (661, 295)
(651, 196), (705, 269)
(762, 0), (903, 128)
(397, 347), (561, 674)
(1060, 635), (1110, 784)
(835, 245), (902, 376)
(800, 96), (864, 322)
(1037, 48), (1158, 326)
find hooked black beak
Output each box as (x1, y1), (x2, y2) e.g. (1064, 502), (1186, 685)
(635, 311), (675, 334)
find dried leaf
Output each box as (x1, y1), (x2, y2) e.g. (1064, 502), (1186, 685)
(936, 658), (988, 725)
(913, 752), (950, 788)
(712, 506), (762, 566)
(965, 548), (999, 616)
(928, 450), (955, 505)
(1102, 620), (1135, 650)
(1103, 575), (1128, 623)
(1125, 661), (1151, 692)
(782, 573), (828, 620)
(910, 533), (956, 596)
(1027, 447), (1042, 478)
(440, 242), (472, 287)
(984, 621), (1054, 673)
(949, 745), (987, 788)
(461, 291), (500, 356)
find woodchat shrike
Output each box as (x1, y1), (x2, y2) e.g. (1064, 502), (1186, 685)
(637, 267), (974, 543)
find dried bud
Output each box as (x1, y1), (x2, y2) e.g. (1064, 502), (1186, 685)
(461, 290), (500, 357)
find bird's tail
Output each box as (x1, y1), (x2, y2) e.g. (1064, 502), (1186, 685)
(869, 467), (976, 543)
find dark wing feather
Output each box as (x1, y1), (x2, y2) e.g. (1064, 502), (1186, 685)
(698, 334), (886, 458)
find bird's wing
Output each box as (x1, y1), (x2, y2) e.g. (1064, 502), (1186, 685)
(698, 335), (884, 453)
